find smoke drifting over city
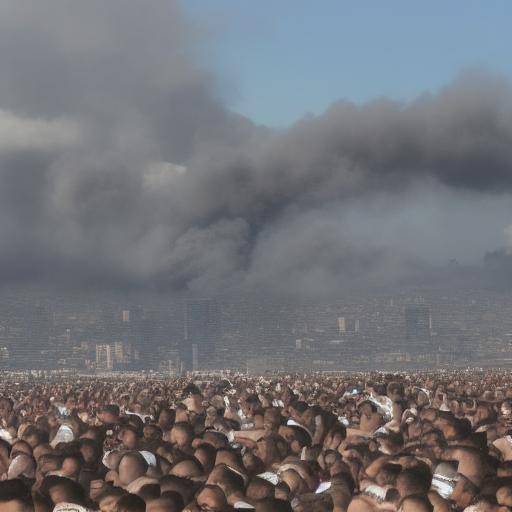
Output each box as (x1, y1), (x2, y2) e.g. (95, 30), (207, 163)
(1, 1), (512, 297)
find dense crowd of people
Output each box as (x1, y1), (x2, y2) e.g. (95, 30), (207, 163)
(2, 371), (512, 511)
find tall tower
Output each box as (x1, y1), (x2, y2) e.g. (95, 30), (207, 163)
(405, 305), (432, 352)
(183, 299), (220, 371)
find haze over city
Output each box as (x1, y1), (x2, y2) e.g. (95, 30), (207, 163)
(4, 5), (512, 512)
(0, 0), (511, 297)
(0, 1), (511, 371)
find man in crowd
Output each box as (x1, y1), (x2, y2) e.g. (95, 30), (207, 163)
(1, 371), (512, 511)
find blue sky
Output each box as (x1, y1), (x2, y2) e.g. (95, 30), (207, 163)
(184, 1), (512, 127)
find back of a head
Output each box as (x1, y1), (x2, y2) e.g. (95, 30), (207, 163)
(41, 475), (86, 506)
(118, 452), (149, 486)
(397, 468), (431, 498)
(96, 486), (127, 505)
(209, 463), (245, 496)
(117, 493), (146, 512)
(255, 497), (293, 512)
(137, 483), (161, 502)
(0, 498), (34, 512)
(169, 457), (203, 479)
(399, 494), (434, 512)
(101, 404), (120, 418)
(159, 475), (197, 504)
(146, 492), (185, 512)
(0, 479), (33, 512)
(247, 477), (275, 501)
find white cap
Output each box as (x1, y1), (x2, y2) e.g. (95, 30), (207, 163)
(50, 424), (74, 447)
(139, 450), (157, 467)
(53, 503), (89, 512)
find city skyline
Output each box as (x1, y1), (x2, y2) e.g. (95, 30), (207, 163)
(1, 287), (512, 372)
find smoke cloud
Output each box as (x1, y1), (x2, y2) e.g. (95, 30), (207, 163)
(0, 1), (511, 296)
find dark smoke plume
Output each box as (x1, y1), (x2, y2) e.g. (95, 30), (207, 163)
(0, 1), (511, 296)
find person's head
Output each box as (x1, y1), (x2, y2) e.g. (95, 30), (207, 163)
(118, 452), (149, 487)
(254, 436), (287, 467)
(146, 492), (185, 512)
(0, 396), (13, 417)
(137, 483), (161, 502)
(22, 426), (49, 449)
(10, 440), (32, 459)
(98, 405), (120, 425)
(7, 450), (36, 481)
(240, 395), (261, 418)
(472, 402), (497, 427)
(33, 443), (53, 462)
(116, 493), (146, 512)
(357, 401), (376, 418)
(242, 451), (265, 477)
(289, 401), (309, 422)
(143, 424), (162, 444)
(263, 408), (282, 432)
(171, 422), (194, 448)
(275, 481), (291, 502)
(0, 479), (33, 512)
(0, 498), (33, 512)
(278, 469), (308, 498)
(207, 464), (245, 498)
(497, 485), (512, 507)
(60, 453), (83, 480)
(169, 458), (204, 479)
(396, 468), (431, 498)
(449, 473), (479, 509)
(196, 485), (229, 512)
(399, 495), (433, 512)
(246, 477), (275, 501)
(277, 425), (311, 454)
(158, 409), (176, 431)
(201, 431), (228, 450)
(375, 431), (403, 455)
(501, 400), (512, 418)
(43, 475), (87, 506)
(79, 438), (102, 465)
(387, 382), (405, 402)
(254, 497), (293, 512)
(194, 443), (217, 474)
(376, 463), (402, 487)
(80, 426), (105, 443)
(96, 487), (127, 512)
(159, 475), (197, 504)
(119, 425), (140, 451)
(36, 453), (62, 480)
(323, 426), (346, 451)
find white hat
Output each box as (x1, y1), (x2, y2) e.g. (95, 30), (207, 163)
(52, 503), (89, 512)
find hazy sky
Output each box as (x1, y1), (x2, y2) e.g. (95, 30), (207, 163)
(185, 1), (512, 126)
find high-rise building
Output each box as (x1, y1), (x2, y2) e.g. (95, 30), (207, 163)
(182, 299), (220, 371)
(95, 344), (113, 371)
(405, 305), (432, 351)
(338, 317), (360, 334)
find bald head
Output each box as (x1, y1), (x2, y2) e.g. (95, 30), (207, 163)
(118, 453), (148, 487)
(247, 477), (275, 501)
(146, 492), (184, 512)
(169, 458), (203, 479)
(196, 485), (229, 512)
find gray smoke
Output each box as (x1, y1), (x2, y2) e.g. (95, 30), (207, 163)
(0, 0), (511, 296)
